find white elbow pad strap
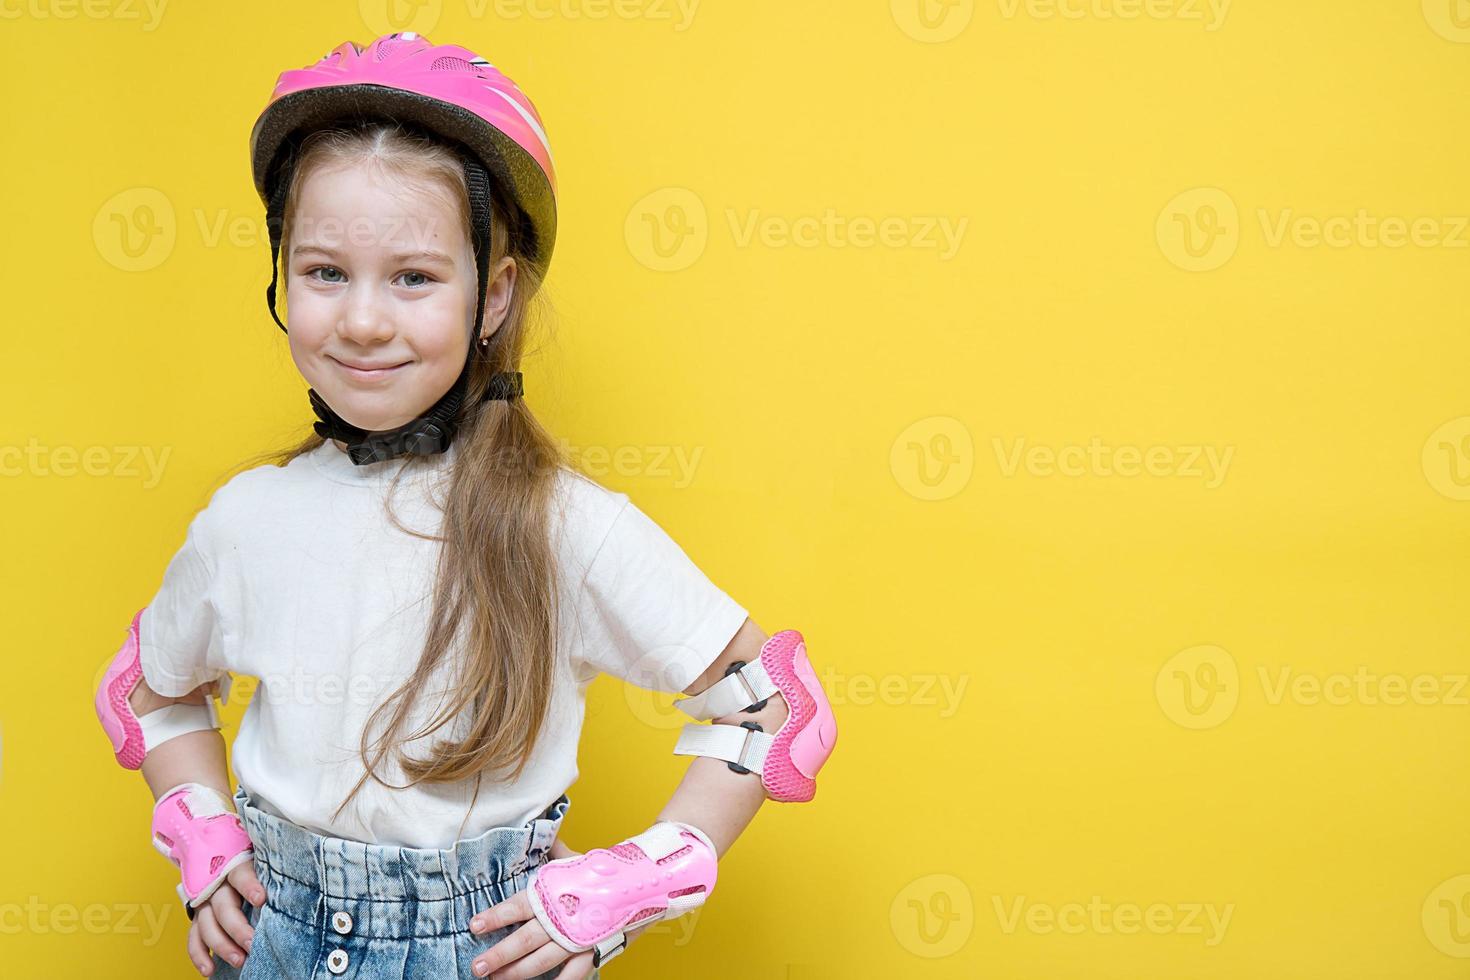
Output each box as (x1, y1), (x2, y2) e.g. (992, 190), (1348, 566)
(672, 629), (837, 803)
(526, 821), (718, 968)
(94, 607), (223, 770)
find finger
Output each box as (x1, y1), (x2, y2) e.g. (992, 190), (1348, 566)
(469, 888), (531, 935)
(210, 887), (256, 954)
(548, 838), (578, 861)
(227, 861), (268, 907)
(473, 919), (548, 976)
(485, 936), (572, 980)
(196, 904), (246, 970)
(550, 951), (595, 980)
(187, 920), (216, 977)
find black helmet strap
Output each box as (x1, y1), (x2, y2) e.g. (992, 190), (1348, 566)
(263, 144), (519, 467)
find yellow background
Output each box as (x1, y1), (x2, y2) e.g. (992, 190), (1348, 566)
(3, 0), (1468, 976)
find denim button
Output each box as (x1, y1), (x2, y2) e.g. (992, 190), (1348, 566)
(331, 911), (352, 935)
(326, 948), (349, 974)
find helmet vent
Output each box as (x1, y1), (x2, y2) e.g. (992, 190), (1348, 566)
(430, 56), (475, 72)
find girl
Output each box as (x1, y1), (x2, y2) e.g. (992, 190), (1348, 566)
(97, 31), (835, 980)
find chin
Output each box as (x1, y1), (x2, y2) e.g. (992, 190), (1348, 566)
(322, 393), (418, 431)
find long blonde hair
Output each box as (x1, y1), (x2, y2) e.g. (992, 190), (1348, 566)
(232, 120), (570, 829)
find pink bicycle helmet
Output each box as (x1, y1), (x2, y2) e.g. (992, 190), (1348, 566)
(247, 32), (559, 464)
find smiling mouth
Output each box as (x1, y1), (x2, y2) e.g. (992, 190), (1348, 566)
(330, 356), (410, 378)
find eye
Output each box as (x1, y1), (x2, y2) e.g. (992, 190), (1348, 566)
(307, 266), (345, 284)
(396, 271), (434, 288)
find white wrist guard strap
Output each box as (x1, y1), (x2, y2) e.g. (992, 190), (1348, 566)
(673, 629), (837, 803)
(526, 821), (717, 968)
(95, 608), (225, 770)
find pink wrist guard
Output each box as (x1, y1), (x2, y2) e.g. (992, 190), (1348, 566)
(151, 783), (255, 915)
(526, 821), (717, 967)
(95, 607), (227, 770)
(672, 629), (838, 803)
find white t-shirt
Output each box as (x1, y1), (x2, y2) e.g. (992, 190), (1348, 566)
(137, 438), (748, 848)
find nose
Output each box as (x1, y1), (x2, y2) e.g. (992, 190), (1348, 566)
(335, 281), (394, 346)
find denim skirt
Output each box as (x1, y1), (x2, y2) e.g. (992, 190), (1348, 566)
(209, 784), (595, 980)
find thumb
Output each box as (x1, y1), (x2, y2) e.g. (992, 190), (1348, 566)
(227, 862), (267, 907)
(548, 838), (580, 861)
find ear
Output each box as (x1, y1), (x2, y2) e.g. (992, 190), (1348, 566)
(477, 256), (519, 343)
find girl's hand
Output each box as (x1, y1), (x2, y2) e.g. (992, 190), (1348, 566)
(184, 864), (269, 977)
(467, 841), (652, 979)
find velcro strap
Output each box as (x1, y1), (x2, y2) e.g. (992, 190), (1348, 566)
(673, 723), (772, 774)
(139, 701), (221, 754)
(673, 660), (777, 720)
(592, 931), (627, 966)
(625, 820), (692, 861)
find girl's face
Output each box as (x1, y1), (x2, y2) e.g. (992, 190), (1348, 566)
(285, 162), (515, 434)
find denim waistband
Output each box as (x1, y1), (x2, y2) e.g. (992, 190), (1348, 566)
(230, 784), (568, 938)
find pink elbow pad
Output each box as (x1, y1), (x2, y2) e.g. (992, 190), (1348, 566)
(671, 629), (837, 803)
(526, 821), (717, 967)
(151, 783), (255, 914)
(95, 607), (225, 770)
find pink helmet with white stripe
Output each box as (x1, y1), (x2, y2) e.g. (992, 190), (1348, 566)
(246, 32), (558, 465)
(249, 31), (557, 276)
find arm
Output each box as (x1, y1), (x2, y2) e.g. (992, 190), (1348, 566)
(468, 618), (825, 980)
(127, 677), (266, 977)
(130, 679), (234, 803)
(654, 616), (786, 858)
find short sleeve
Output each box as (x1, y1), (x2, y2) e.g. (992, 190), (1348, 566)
(138, 512), (230, 698)
(575, 496), (748, 693)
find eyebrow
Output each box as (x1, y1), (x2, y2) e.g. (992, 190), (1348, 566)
(291, 244), (457, 266)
